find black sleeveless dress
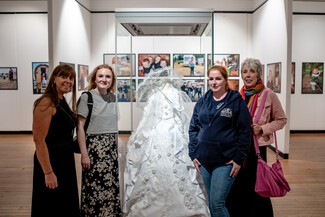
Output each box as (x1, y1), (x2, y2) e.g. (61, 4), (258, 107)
(31, 98), (80, 217)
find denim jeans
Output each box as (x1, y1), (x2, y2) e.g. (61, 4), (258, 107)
(200, 164), (235, 217)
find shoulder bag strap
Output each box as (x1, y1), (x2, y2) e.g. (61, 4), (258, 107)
(83, 92), (93, 132)
(253, 89), (269, 155)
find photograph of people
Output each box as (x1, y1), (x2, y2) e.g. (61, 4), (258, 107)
(301, 62), (323, 94)
(189, 65), (251, 217)
(76, 64), (121, 216)
(180, 79), (205, 102)
(173, 54), (205, 77)
(227, 58), (287, 217)
(138, 54), (170, 76)
(123, 68), (210, 217)
(116, 79), (136, 102)
(267, 63), (281, 93)
(103, 54), (136, 77)
(0, 67), (18, 90)
(207, 54), (240, 78)
(32, 62), (49, 94)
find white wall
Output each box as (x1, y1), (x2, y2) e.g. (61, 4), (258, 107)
(251, 0), (291, 153)
(291, 14), (325, 130)
(0, 13), (48, 131)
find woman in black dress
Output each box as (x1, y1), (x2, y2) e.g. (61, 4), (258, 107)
(31, 64), (80, 217)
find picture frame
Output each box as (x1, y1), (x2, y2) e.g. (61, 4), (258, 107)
(181, 79), (205, 102)
(32, 62), (49, 94)
(77, 64), (89, 91)
(59, 62), (75, 70)
(116, 79), (136, 102)
(228, 79), (240, 91)
(301, 62), (323, 94)
(266, 62), (281, 93)
(138, 54), (171, 76)
(0, 67), (18, 90)
(291, 62), (295, 94)
(261, 64), (265, 83)
(173, 54), (205, 77)
(207, 54), (240, 77)
(103, 54), (136, 77)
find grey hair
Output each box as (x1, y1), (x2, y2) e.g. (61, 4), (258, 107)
(240, 58), (263, 79)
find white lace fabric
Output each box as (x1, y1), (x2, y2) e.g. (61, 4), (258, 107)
(123, 68), (210, 217)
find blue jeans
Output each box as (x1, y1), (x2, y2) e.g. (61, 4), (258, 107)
(200, 164), (235, 217)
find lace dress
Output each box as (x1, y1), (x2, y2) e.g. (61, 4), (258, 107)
(123, 82), (210, 217)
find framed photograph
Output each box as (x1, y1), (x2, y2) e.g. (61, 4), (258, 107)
(266, 62), (281, 93)
(59, 62), (75, 70)
(0, 67), (18, 90)
(116, 79), (136, 102)
(261, 64), (265, 83)
(138, 54), (171, 76)
(301, 62), (323, 94)
(173, 54), (205, 77)
(228, 79), (240, 91)
(103, 54), (136, 77)
(77, 64), (89, 91)
(181, 79), (205, 102)
(32, 62), (49, 94)
(207, 54), (240, 77)
(291, 62), (295, 94)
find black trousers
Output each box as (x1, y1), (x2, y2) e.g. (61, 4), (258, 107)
(226, 142), (274, 217)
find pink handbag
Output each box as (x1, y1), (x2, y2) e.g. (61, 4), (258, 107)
(253, 89), (291, 197)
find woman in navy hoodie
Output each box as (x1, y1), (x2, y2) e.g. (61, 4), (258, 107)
(188, 65), (251, 217)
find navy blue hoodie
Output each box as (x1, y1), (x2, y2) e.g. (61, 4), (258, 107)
(188, 89), (251, 166)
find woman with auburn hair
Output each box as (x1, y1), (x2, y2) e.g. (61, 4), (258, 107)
(188, 65), (251, 217)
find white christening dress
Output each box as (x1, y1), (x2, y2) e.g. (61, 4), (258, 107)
(123, 79), (210, 217)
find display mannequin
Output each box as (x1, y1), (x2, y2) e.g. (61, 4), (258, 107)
(123, 68), (209, 217)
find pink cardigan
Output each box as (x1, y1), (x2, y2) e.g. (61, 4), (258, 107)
(252, 87), (287, 146)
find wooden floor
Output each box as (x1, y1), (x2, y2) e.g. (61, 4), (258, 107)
(0, 133), (324, 217)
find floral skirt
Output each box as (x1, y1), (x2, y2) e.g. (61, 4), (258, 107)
(81, 133), (121, 217)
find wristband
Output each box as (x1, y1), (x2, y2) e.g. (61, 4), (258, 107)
(45, 171), (53, 175)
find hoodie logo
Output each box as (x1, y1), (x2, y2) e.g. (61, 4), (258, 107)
(220, 108), (232, 118)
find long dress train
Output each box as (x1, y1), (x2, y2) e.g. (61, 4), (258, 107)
(123, 73), (209, 217)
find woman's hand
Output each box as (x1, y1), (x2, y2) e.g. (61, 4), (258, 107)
(226, 160), (241, 177)
(81, 156), (91, 170)
(193, 158), (201, 173)
(45, 172), (58, 189)
(251, 124), (263, 135)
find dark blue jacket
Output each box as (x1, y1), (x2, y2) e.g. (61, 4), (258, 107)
(188, 89), (251, 166)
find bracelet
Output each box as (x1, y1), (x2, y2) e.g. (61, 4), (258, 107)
(45, 171), (53, 175)
(81, 156), (89, 159)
